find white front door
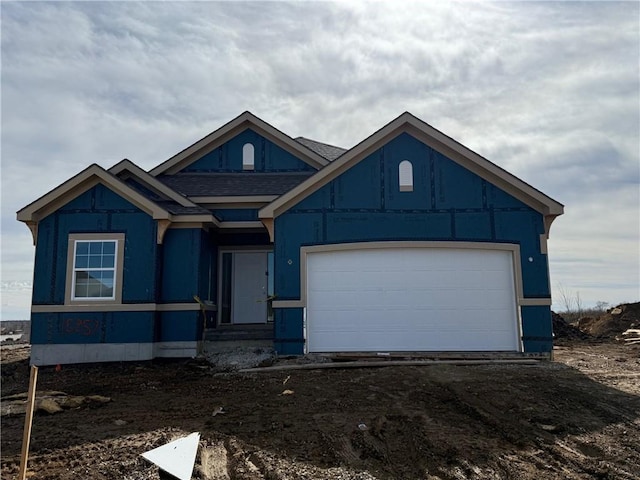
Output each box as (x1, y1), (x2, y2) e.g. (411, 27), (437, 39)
(232, 252), (268, 324)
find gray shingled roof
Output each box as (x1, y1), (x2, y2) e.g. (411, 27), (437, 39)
(294, 137), (347, 162)
(155, 201), (211, 215)
(157, 172), (315, 197)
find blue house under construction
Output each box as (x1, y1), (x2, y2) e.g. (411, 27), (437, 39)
(17, 112), (564, 365)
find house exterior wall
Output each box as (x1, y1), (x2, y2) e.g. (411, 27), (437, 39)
(32, 184), (158, 306)
(29, 184), (212, 364)
(272, 133), (553, 354)
(181, 128), (316, 173)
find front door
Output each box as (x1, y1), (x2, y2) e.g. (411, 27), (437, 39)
(231, 252), (268, 324)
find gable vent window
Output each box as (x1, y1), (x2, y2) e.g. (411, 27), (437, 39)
(242, 143), (255, 170)
(399, 160), (413, 192)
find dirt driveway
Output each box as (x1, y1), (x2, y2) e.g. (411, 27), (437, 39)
(1, 341), (639, 480)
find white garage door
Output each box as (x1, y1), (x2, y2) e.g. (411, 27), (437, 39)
(306, 247), (520, 352)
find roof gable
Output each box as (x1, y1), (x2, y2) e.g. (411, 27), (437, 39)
(259, 112), (564, 223)
(109, 159), (197, 208)
(150, 112), (329, 176)
(17, 164), (172, 224)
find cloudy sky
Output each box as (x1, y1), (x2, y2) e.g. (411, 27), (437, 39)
(1, 1), (638, 319)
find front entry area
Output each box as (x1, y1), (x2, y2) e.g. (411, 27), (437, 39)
(219, 250), (273, 325)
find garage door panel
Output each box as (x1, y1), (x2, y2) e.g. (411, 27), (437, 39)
(309, 329), (516, 352)
(306, 247), (520, 353)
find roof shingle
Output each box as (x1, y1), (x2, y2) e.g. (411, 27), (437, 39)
(294, 137), (347, 162)
(157, 172), (315, 197)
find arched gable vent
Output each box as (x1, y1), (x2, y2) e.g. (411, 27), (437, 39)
(399, 160), (413, 192)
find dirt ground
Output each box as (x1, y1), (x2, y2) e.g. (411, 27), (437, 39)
(1, 338), (639, 479)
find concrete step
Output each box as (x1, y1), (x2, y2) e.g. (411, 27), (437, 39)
(204, 324), (274, 342)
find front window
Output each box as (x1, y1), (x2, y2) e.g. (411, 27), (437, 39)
(65, 233), (125, 304)
(72, 240), (117, 299)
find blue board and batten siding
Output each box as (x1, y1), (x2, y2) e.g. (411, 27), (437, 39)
(30, 184), (210, 363)
(184, 128), (315, 173)
(272, 133), (552, 354)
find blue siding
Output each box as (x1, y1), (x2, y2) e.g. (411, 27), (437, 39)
(521, 305), (553, 352)
(273, 132), (552, 354)
(182, 128), (315, 173)
(31, 312), (155, 345)
(32, 184), (158, 305)
(30, 184), (211, 351)
(198, 229), (217, 303)
(273, 308), (305, 355)
(161, 229), (202, 303)
(159, 311), (202, 342)
(32, 215), (58, 304)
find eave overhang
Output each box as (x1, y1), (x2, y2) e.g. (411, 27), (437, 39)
(16, 164), (221, 245)
(109, 159), (198, 208)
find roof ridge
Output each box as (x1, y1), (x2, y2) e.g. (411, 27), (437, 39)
(294, 136), (347, 151)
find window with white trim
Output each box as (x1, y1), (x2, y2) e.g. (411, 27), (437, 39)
(72, 240), (117, 299)
(399, 160), (413, 192)
(66, 233), (125, 304)
(242, 143), (255, 170)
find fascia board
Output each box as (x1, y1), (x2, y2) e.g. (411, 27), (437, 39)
(17, 164), (172, 222)
(171, 214), (220, 226)
(150, 112), (328, 176)
(260, 113), (564, 219)
(109, 159), (197, 208)
(402, 117), (564, 216)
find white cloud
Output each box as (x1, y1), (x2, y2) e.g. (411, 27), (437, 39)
(1, 0), (638, 319)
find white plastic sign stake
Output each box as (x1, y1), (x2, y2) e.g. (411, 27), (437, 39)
(142, 432), (200, 480)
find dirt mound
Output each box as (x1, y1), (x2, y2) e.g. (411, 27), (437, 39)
(552, 311), (590, 340)
(577, 302), (640, 338)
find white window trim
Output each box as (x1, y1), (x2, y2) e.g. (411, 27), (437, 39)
(242, 143), (255, 170)
(399, 160), (413, 192)
(65, 233), (125, 305)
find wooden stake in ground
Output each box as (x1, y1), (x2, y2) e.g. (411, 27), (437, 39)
(18, 365), (38, 480)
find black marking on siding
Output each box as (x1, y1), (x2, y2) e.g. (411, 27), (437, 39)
(490, 208), (496, 240)
(330, 181), (335, 210)
(429, 149), (436, 209)
(450, 209), (456, 239)
(380, 148), (385, 211)
(322, 210), (327, 242)
(51, 216), (59, 303)
(482, 180), (487, 209)
(100, 312), (107, 343)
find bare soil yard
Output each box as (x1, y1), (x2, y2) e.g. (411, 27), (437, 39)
(1, 337), (639, 479)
